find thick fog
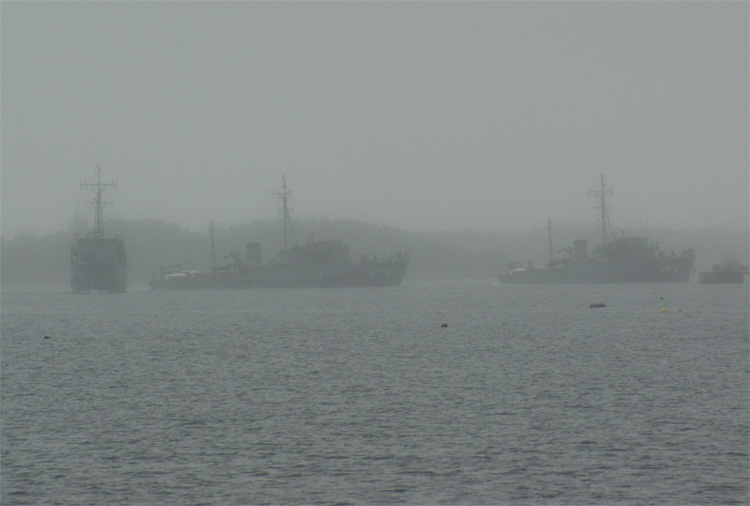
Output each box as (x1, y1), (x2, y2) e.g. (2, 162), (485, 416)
(2, 2), (748, 239)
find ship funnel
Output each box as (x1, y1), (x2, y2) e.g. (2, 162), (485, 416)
(247, 242), (262, 265)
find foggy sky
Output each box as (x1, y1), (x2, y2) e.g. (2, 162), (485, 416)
(2, 1), (748, 239)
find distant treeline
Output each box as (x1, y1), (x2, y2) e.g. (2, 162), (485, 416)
(2, 218), (748, 284)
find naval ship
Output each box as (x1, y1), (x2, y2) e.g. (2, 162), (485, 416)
(150, 177), (408, 289)
(699, 258), (748, 284)
(70, 166), (128, 293)
(499, 176), (695, 284)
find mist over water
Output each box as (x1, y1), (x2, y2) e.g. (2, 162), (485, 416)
(2, 2), (747, 503)
(2, 281), (748, 504)
(2, 2), (748, 238)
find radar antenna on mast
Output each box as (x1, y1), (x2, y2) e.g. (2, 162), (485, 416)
(81, 165), (117, 238)
(588, 174), (614, 249)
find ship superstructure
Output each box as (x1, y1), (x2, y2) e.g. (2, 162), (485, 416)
(70, 166), (128, 293)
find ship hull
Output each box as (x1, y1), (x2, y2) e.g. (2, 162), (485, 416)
(70, 236), (128, 293)
(500, 256), (694, 284)
(150, 259), (408, 290)
(699, 271), (746, 284)
(71, 262), (128, 293)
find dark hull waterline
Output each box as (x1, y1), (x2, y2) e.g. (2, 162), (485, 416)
(500, 256), (694, 284)
(71, 262), (128, 293)
(150, 259), (408, 289)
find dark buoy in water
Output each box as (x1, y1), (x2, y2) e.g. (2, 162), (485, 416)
(589, 303), (607, 308)
(441, 322), (448, 328)
(44, 335), (50, 339)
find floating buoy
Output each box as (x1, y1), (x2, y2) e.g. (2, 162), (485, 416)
(441, 322), (448, 328)
(44, 335), (50, 339)
(657, 308), (667, 313)
(589, 303), (607, 308)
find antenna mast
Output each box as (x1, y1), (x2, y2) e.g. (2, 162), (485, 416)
(273, 176), (296, 250)
(81, 165), (117, 238)
(588, 174), (614, 249)
(75, 190), (80, 239)
(209, 220), (219, 270)
(547, 217), (554, 263)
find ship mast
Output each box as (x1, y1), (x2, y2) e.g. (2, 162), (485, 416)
(273, 176), (296, 251)
(547, 217), (554, 263)
(588, 174), (614, 249)
(81, 165), (117, 238)
(209, 220), (218, 270)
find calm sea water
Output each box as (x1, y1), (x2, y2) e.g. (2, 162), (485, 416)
(2, 280), (748, 505)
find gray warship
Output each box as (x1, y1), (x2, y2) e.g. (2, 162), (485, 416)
(70, 166), (128, 293)
(150, 177), (408, 289)
(499, 176), (695, 284)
